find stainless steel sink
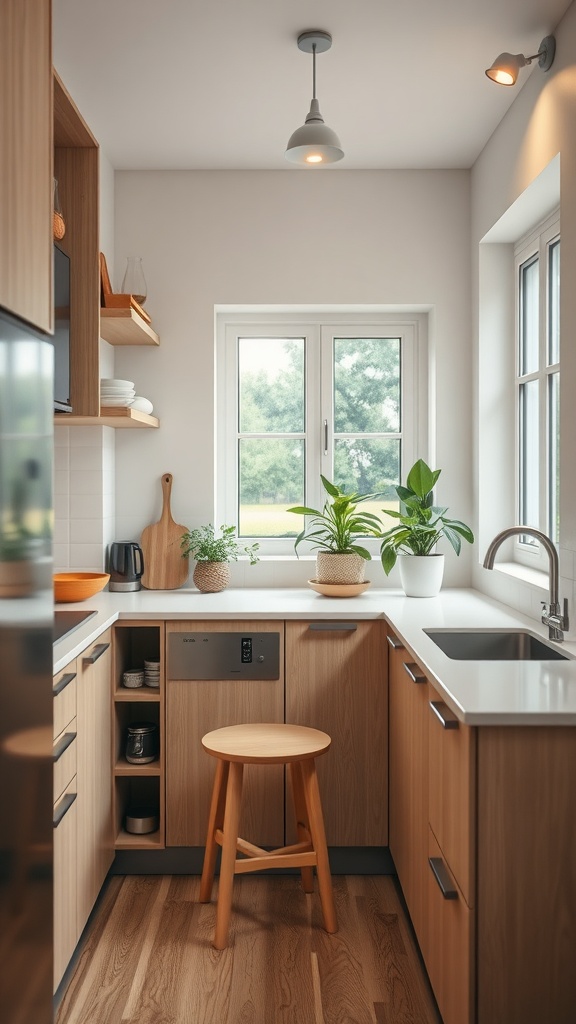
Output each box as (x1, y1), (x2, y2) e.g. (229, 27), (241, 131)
(424, 629), (570, 661)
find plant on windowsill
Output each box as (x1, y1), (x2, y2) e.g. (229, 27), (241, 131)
(180, 524), (259, 593)
(287, 476), (383, 589)
(378, 458), (474, 597)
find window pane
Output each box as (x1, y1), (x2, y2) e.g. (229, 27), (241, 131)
(520, 257), (539, 375)
(238, 338), (304, 433)
(333, 338), (400, 433)
(519, 379), (539, 538)
(548, 372), (560, 543)
(334, 437), (400, 523)
(238, 438), (303, 537)
(548, 240), (560, 366)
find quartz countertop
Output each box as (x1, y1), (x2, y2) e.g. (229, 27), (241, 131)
(52, 587), (576, 725)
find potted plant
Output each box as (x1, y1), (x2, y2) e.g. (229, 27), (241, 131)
(379, 459), (474, 597)
(287, 476), (383, 585)
(180, 524), (259, 593)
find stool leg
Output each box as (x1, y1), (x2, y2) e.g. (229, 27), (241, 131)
(289, 761), (314, 893)
(200, 758), (229, 903)
(300, 759), (338, 934)
(214, 760), (243, 950)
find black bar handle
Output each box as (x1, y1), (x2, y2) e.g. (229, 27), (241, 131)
(308, 622), (357, 632)
(387, 633), (404, 650)
(53, 671), (76, 696)
(53, 731), (76, 763)
(429, 857), (458, 900)
(53, 791), (77, 828)
(82, 642), (110, 666)
(429, 700), (460, 729)
(403, 661), (426, 684)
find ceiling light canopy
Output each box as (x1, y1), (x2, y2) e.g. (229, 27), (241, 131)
(285, 30), (344, 166)
(485, 35), (556, 86)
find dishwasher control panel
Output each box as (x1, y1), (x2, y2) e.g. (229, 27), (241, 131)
(167, 631), (280, 680)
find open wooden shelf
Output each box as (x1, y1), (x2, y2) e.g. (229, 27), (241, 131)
(54, 407), (159, 428)
(114, 758), (161, 777)
(115, 828), (163, 849)
(100, 307), (159, 346)
(114, 687), (161, 702)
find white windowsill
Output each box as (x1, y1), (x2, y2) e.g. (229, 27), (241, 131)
(490, 560), (548, 592)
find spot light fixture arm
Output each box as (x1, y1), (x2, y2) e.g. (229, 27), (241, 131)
(485, 35), (556, 86)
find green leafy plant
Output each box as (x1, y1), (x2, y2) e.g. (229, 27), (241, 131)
(379, 459), (474, 574)
(287, 476), (383, 560)
(180, 524), (259, 564)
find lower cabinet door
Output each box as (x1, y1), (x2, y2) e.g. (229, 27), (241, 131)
(425, 828), (474, 1024)
(53, 782), (78, 992)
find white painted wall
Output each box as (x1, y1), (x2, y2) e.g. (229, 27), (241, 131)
(471, 1), (576, 629)
(112, 169), (472, 587)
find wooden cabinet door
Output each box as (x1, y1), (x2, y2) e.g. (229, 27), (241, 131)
(388, 636), (429, 948)
(285, 620), (387, 846)
(426, 827), (474, 1024)
(428, 683), (476, 905)
(76, 630), (113, 934)
(166, 621), (285, 847)
(0, 0), (52, 332)
(53, 780), (78, 992)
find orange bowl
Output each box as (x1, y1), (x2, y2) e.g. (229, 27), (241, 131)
(53, 572), (110, 603)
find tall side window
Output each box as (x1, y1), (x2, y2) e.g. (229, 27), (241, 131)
(217, 314), (426, 555)
(515, 212), (560, 567)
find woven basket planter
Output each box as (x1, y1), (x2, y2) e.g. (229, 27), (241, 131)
(193, 561), (230, 593)
(315, 552), (366, 585)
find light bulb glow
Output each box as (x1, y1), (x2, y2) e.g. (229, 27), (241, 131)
(491, 68), (515, 85)
(306, 153), (323, 163)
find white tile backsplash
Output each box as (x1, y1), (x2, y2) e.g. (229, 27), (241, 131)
(70, 543), (105, 570)
(70, 446), (103, 472)
(70, 518), (104, 544)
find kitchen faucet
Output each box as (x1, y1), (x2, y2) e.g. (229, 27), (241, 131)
(483, 527), (569, 641)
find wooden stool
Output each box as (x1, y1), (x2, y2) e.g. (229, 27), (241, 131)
(199, 722), (338, 949)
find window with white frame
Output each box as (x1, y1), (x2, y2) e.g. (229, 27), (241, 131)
(515, 211), (560, 567)
(217, 313), (427, 555)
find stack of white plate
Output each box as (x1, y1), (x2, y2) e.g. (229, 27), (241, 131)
(100, 378), (135, 407)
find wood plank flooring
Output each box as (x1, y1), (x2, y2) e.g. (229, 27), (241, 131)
(56, 875), (441, 1024)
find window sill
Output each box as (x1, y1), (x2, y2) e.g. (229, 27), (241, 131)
(488, 560), (548, 592)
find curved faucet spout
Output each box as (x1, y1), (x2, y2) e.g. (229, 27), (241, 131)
(483, 526), (568, 641)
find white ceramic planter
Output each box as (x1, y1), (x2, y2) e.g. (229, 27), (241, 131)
(315, 551), (366, 584)
(398, 553), (445, 598)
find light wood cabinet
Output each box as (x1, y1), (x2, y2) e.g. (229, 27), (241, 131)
(285, 620), (387, 846)
(76, 629), (114, 934)
(0, 0), (52, 332)
(53, 781), (78, 991)
(426, 827), (474, 1024)
(165, 621), (285, 847)
(387, 633), (429, 948)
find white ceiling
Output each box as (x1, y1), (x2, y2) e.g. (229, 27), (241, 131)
(53, 0), (572, 171)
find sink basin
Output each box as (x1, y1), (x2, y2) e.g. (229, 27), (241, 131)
(424, 629), (570, 661)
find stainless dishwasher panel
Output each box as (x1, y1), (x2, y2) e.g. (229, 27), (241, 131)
(167, 631), (280, 680)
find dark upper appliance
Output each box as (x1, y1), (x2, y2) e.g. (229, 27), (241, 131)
(108, 541), (145, 592)
(53, 242), (72, 412)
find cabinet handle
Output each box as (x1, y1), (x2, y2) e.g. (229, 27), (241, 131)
(82, 642), (110, 666)
(403, 661), (426, 684)
(53, 731), (76, 763)
(429, 700), (459, 729)
(53, 791), (77, 828)
(308, 622), (357, 631)
(53, 671), (76, 696)
(429, 857), (458, 900)
(387, 634), (404, 650)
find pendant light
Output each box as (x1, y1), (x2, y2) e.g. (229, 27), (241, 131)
(285, 31), (344, 166)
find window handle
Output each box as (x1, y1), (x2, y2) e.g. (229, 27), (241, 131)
(323, 419), (328, 455)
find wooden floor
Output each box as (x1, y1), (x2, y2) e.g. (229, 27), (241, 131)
(56, 874), (441, 1024)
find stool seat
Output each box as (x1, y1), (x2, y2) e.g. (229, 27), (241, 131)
(202, 722), (331, 764)
(200, 722), (338, 948)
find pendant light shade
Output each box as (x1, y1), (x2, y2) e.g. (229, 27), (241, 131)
(285, 31), (344, 166)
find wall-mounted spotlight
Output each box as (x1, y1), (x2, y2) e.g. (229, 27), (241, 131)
(485, 35), (556, 86)
(285, 30), (344, 166)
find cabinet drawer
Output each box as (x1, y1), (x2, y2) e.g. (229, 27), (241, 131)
(53, 660), (77, 739)
(53, 721), (77, 803)
(53, 780), (78, 991)
(428, 683), (476, 905)
(425, 828), (474, 1024)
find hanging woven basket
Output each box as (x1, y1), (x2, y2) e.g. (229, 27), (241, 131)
(193, 561), (230, 593)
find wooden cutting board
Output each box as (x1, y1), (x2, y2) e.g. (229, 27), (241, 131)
(140, 473), (189, 589)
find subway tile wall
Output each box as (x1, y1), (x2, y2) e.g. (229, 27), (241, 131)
(53, 426), (115, 571)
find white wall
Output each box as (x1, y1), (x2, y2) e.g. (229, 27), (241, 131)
(471, 1), (576, 627)
(112, 169), (472, 587)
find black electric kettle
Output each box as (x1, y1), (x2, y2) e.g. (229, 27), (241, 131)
(108, 541), (144, 592)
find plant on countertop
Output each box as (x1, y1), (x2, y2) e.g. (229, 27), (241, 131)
(287, 475), (383, 559)
(180, 523), (259, 564)
(379, 459), (474, 574)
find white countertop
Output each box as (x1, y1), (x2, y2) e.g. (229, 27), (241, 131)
(53, 587), (576, 726)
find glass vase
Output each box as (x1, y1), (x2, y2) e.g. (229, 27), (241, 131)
(121, 256), (147, 305)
